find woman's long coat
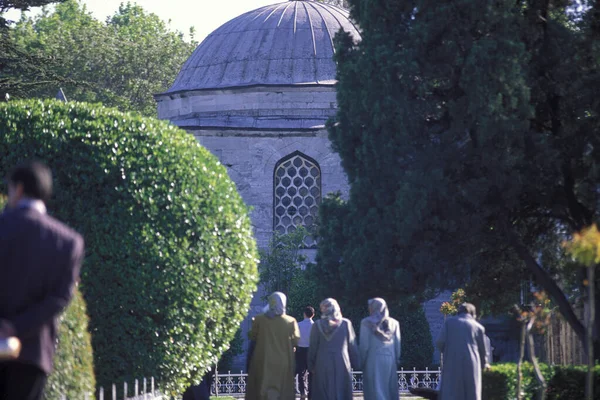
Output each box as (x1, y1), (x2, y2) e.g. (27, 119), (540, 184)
(359, 317), (401, 400)
(436, 314), (488, 400)
(245, 314), (300, 400)
(308, 318), (359, 400)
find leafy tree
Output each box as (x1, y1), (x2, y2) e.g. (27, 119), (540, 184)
(259, 227), (308, 297)
(0, 99), (259, 395)
(9, 0), (196, 115)
(0, 0), (68, 97)
(44, 290), (96, 399)
(317, 0), (600, 356)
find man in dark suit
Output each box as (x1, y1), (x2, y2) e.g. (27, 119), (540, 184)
(0, 161), (84, 400)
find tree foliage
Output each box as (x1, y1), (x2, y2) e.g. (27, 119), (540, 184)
(0, 99), (258, 395)
(317, 0), (600, 351)
(8, 0), (196, 115)
(0, 0), (68, 97)
(44, 289), (96, 399)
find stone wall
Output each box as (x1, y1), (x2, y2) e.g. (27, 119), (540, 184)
(422, 291), (451, 365)
(192, 129), (350, 249)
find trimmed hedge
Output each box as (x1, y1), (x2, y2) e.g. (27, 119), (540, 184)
(45, 289), (96, 399)
(546, 365), (600, 399)
(0, 195), (95, 399)
(483, 363), (599, 400)
(0, 100), (259, 395)
(396, 304), (434, 369)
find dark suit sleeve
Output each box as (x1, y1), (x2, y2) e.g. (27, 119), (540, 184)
(11, 235), (84, 339)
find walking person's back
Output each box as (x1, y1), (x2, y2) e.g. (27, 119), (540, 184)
(308, 298), (359, 400)
(0, 161), (84, 400)
(436, 303), (488, 400)
(246, 292), (300, 400)
(359, 298), (401, 400)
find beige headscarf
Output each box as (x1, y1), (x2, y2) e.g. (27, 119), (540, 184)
(317, 298), (343, 340)
(265, 292), (287, 319)
(364, 298), (393, 341)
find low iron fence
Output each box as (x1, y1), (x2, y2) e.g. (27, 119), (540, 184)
(211, 368), (441, 397)
(63, 368), (441, 399)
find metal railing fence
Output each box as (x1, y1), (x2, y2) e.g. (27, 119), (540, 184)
(211, 367), (441, 397)
(60, 368), (440, 399)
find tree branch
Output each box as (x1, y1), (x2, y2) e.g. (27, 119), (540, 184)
(507, 228), (586, 343)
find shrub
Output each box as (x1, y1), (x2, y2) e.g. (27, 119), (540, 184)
(0, 195), (96, 399)
(546, 365), (600, 399)
(44, 289), (96, 399)
(394, 304), (434, 369)
(217, 328), (243, 372)
(0, 99), (259, 395)
(481, 362), (590, 400)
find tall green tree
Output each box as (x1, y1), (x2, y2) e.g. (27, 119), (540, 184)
(0, 0), (68, 97)
(9, 0), (196, 116)
(317, 0), (600, 354)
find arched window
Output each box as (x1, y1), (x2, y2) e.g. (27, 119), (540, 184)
(274, 151), (321, 247)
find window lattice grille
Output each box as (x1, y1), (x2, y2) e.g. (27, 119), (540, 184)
(274, 153), (321, 247)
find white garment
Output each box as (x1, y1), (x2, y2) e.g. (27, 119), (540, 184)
(297, 318), (314, 348)
(17, 199), (46, 214)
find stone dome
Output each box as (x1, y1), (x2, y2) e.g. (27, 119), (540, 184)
(166, 0), (360, 93)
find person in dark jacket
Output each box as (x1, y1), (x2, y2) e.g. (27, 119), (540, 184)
(0, 161), (84, 400)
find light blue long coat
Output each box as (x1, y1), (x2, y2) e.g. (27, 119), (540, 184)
(359, 318), (401, 400)
(436, 313), (488, 400)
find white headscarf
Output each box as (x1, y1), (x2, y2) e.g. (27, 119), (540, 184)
(317, 298), (343, 339)
(364, 297), (393, 341)
(265, 291), (287, 319)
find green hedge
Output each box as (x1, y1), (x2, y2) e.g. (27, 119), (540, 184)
(45, 289), (96, 399)
(483, 363), (599, 400)
(0, 99), (259, 395)
(546, 365), (600, 399)
(0, 195), (95, 399)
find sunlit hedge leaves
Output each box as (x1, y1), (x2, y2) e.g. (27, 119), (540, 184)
(0, 99), (259, 395)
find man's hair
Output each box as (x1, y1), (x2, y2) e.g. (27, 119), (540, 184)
(303, 306), (315, 318)
(8, 161), (53, 202)
(458, 303), (477, 318)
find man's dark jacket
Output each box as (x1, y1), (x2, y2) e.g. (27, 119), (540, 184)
(0, 206), (84, 374)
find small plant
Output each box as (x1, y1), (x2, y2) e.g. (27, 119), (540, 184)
(563, 224), (599, 400)
(440, 288), (466, 316)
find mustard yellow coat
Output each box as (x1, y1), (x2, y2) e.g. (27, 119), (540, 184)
(246, 314), (300, 400)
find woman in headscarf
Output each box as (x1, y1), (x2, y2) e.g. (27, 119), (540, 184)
(308, 298), (359, 400)
(359, 298), (401, 400)
(246, 292), (300, 400)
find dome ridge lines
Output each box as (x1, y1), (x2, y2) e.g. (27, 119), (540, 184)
(306, 1), (336, 55)
(293, 1), (298, 34)
(324, 3), (361, 35)
(277, 2), (294, 27)
(301, 2), (318, 58)
(263, 2), (286, 23)
(162, 0), (362, 93)
(251, 4), (276, 21)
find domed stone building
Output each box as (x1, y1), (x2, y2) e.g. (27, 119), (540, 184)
(157, 0), (358, 250)
(157, 0), (451, 368)
(156, 0), (360, 366)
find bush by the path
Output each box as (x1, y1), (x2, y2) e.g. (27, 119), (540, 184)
(482, 363), (599, 400)
(44, 289), (96, 399)
(0, 99), (259, 395)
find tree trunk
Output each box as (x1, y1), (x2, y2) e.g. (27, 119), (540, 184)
(517, 318), (526, 400)
(527, 317), (547, 400)
(508, 230), (586, 344)
(585, 265), (595, 400)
